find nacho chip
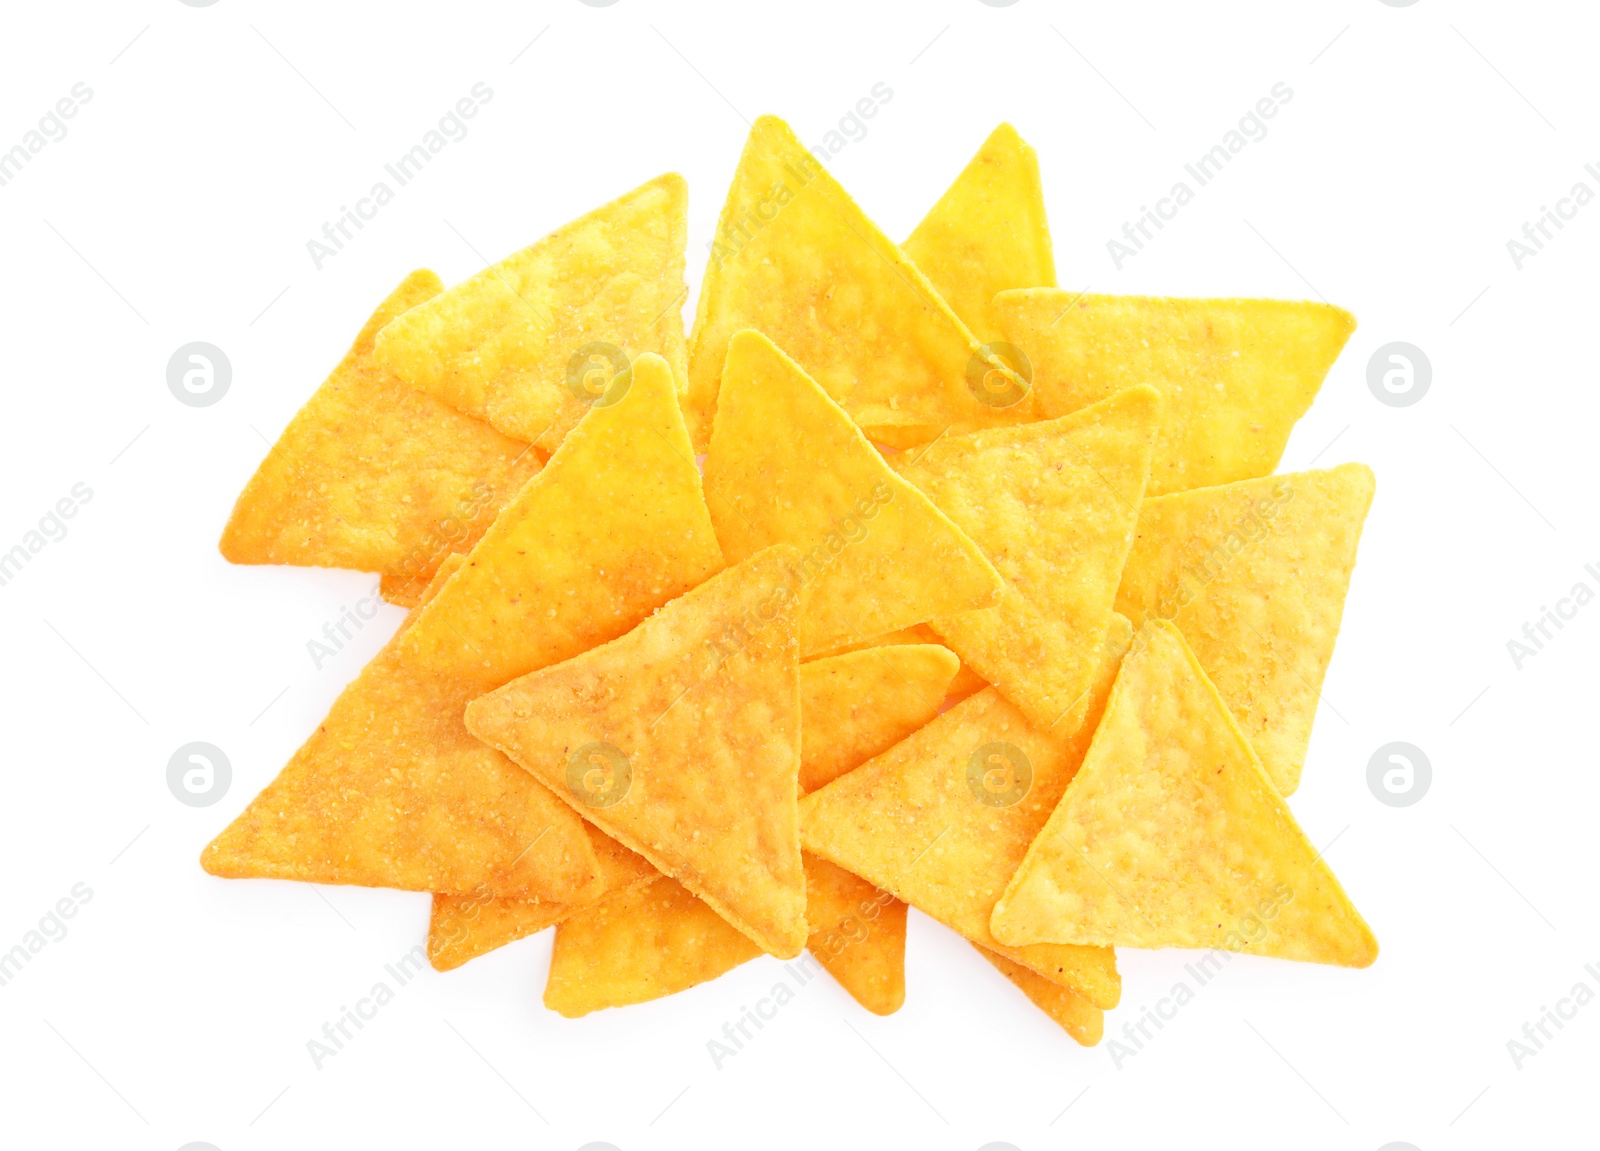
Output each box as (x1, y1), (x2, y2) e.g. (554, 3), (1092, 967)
(902, 123), (1055, 345)
(897, 385), (1161, 733)
(201, 555), (600, 901)
(373, 175), (689, 453)
(799, 615), (1134, 1008)
(398, 352), (724, 687)
(803, 853), (907, 1016)
(994, 291), (1355, 495)
(703, 329), (1002, 654)
(974, 946), (1102, 1046)
(992, 621), (1377, 966)
(799, 644), (958, 792)
(545, 876), (762, 1018)
(467, 546), (807, 958)
(219, 270), (542, 595)
(810, 624), (988, 703)
(685, 115), (1027, 449)
(1114, 464), (1374, 794)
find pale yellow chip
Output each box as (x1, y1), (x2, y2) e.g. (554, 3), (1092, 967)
(685, 115), (1028, 449)
(545, 876), (762, 1018)
(373, 175), (689, 453)
(799, 615), (1135, 1008)
(804, 853), (907, 1016)
(219, 270), (542, 597)
(902, 123), (1055, 345)
(974, 945), (1102, 1047)
(799, 644), (958, 793)
(992, 621), (1377, 966)
(898, 385), (1161, 734)
(1114, 463), (1375, 795)
(703, 329), (1002, 654)
(466, 546), (806, 958)
(995, 291), (1356, 495)
(397, 352), (724, 688)
(201, 555), (600, 901)
(807, 624), (985, 701)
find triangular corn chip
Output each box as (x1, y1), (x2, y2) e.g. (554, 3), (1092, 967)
(466, 546), (807, 958)
(799, 644), (958, 792)
(397, 352), (724, 687)
(902, 123), (1055, 345)
(685, 115), (1028, 449)
(219, 270), (542, 598)
(992, 621), (1378, 966)
(994, 291), (1355, 495)
(373, 175), (689, 453)
(703, 329), (1002, 654)
(803, 853), (907, 1016)
(974, 945), (1102, 1047)
(800, 615), (1135, 1008)
(201, 555), (600, 900)
(1113, 463), (1375, 795)
(816, 623), (989, 703)
(545, 876), (762, 1018)
(898, 385), (1161, 733)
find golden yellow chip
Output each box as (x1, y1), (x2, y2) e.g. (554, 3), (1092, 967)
(373, 174), (689, 453)
(799, 644), (958, 793)
(467, 546), (806, 958)
(1114, 463), (1375, 795)
(397, 352), (724, 687)
(703, 329), (1002, 655)
(685, 115), (1027, 449)
(809, 623), (988, 703)
(800, 615), (1134, 1008)
(201, 555), (600, 901)
(974, 945), (1102, 1047)
(545, 876), (762, 1018)
(995, 291), (1355, 495)
(219, 270), (542, 596)
(804, 853), (907, 1016)
(991, 620), (1378, 967)
(898, 385), (1161, 734)
(902, 123), (1055, 345)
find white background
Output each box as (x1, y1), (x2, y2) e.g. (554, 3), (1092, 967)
(0, 1), (1593, 1148)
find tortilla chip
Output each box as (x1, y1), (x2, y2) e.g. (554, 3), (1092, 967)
(703, 329), (1002, 654)
(685, 115), (1028, 449)
(902, 123), (1055, 345)
(897, 385), (1161, 733)
(373, 175), (689, 453)
(800, 644), (958, 792)
(200, 555), (600, 901)
(1113, 463), (1375, 795)
(803, 853), (907, 1015)
(427, 823), (658, 972)
(994, 291), (1355, 495)
(799, 615), (1134, 1008)
(992, 621), (1378, 967)
(545, 876), (762, 1017)
(219, 270), (542, 594)
(466, 546), (806, 958)
(974, 946), (1102, 1046)
(397, 352), (724, 687)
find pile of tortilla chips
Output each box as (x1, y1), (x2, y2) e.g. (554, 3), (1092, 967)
(207, 117), (1378, 1047)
